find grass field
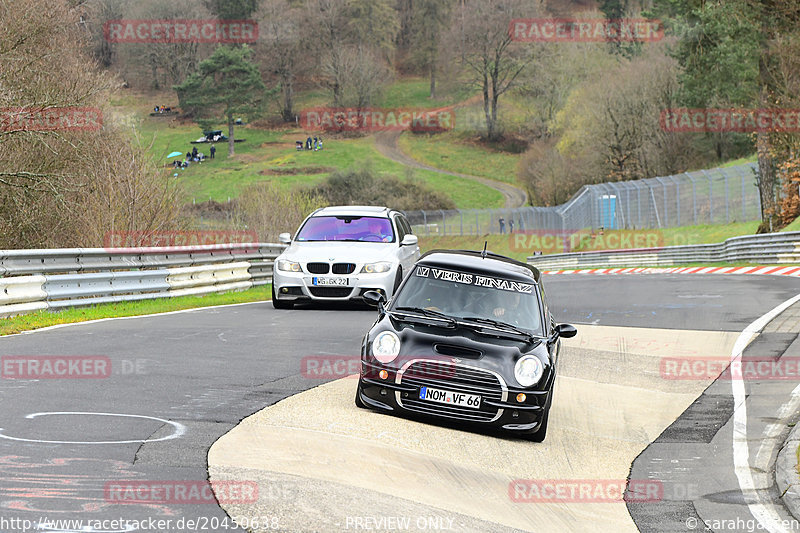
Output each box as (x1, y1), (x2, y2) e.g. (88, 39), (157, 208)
(121, 94), (503, 208)
(783, 217), (800, 232)
(377, 78), (476, 109)
(0, 285), (273, 336)
(398, 130), (521, 185)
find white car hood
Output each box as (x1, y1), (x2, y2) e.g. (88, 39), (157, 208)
(278, 241), (400, 264)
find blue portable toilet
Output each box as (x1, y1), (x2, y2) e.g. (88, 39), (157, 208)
(599, 195), (617, 229)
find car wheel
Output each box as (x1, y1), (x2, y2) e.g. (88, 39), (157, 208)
(524, 409), (549, 442)
(271, 283), (293, 309)
(392, 267), (403, 296)
(355, 384), (366, 409)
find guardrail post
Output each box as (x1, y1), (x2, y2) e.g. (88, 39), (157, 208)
(655, 177), (668, 227)
(422, 211), (428, 236)
(648, 183), (662, 228)
(702, 170), (713, 223)
(636, 183), (642, 228)
(441, 210), (446, 236)
(721, 168), (730, 223)
(686, 173), (697, 225)
(741, 166), (747, 220)
(623, 183), (631, 229)
(609, 183), (625, 229)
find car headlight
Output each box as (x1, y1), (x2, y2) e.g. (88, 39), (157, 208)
(514, 356), (544, 387)
(360, 262), (392, 274)
(277, 260), (301, 272)
(371, 331), (401, 363)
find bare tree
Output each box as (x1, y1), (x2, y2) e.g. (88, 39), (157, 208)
(407, 0), (454, 98)
(0, 0), (184, 248)
(446, 0), (537, 142)
(327, 46), (393, 110)
(256, 0), (309, 122)
(80, 0), (125, 68)
(233, 183), (327, 242)
(307, 0), (398, 106)
(122, 0), (209, 89)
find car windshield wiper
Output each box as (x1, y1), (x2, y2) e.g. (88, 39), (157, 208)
(392, 306), (457, 326)
(458, 316), (538, 341)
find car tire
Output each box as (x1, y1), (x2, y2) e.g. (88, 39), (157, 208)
(271, 283), (293, 309)
(524, 409), (549, 442)
(355, 385), (367, 409)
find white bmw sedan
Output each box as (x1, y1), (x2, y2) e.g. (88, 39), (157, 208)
(271, 206), (420, 309)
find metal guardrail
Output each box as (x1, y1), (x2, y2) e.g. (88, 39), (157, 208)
(527, 232), (800, 270)
(0, 243), (286, 318)
(406, 163), (760, 235)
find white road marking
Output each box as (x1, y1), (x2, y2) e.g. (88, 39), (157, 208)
(0, 412), (186, 444)
(0, 300), (272, 339)
(731, 292), (800, 533)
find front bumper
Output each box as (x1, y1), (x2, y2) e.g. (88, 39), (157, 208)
(272, 267), (396, 302)
(357, 358), (551, 432)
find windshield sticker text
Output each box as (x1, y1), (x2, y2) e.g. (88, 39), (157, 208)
(415, 267), (533, 294)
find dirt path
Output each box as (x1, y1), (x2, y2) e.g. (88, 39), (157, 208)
(373, 129), (528, 208)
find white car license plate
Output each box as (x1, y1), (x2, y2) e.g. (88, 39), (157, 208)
(312, 277), (349, 286)
(419, 386), (481, 409)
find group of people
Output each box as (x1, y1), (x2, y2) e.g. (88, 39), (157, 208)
(153, 105), (172, 113)
(498, 217), (524, 234)
(173, 144), (216, 169)
(296, 135), (323, 151)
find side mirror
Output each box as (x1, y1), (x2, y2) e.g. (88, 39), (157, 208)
(278, 232), (291, 245)
(401, 234), (418, 246)
(555, 324), (577, 339)
(363, 290), (387, 311)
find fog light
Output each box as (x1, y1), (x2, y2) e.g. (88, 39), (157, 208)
(516, 393), (526, 403)
(281, 287), (288, 293)
(379, 370), (388, 380)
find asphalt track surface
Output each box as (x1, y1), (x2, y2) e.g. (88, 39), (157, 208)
(0, 274), (799, 532)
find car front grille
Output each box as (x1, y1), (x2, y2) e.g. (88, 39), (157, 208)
(332, 263), (356, 274)
(306, 262), (329, 274)
(308, 287), (352, 298)
(396, 360), (505, 422)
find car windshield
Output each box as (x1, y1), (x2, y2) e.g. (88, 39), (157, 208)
(391, 265), (543, 335)
(295, 216), (395, 242)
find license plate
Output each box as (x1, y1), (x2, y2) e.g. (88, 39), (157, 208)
(312, 277), (349, 286)
(419, 386), (481, 409)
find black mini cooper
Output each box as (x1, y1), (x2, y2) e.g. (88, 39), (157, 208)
(355, 249), (576, 442)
